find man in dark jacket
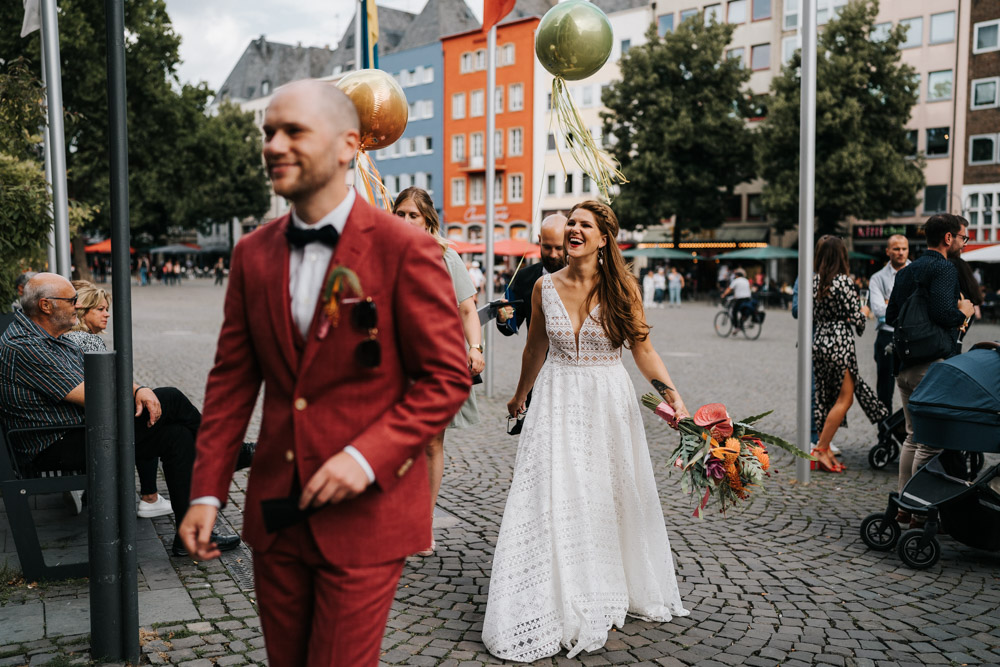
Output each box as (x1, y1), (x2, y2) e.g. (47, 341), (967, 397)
(496, 214), (566, 335)
(886, 214), (975, 513)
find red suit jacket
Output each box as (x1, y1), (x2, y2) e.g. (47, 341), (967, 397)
(190, 197), (471, 565)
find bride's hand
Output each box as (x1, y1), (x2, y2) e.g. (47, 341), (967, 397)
(673, 400), (690, 420)
(507, 395), (526, 418)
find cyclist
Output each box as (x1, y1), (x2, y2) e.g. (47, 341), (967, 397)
(720, 268), (753, 334)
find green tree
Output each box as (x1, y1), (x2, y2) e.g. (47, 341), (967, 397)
(0, 59), (51, 311)
(757, 0), (925, 235)
(602, 16), (756, 238)
(0, 0), (269, 243)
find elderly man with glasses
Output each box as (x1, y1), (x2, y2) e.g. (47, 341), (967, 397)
(0, 272), (241, 556)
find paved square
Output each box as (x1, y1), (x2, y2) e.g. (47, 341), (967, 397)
(1, 279), (998, 666)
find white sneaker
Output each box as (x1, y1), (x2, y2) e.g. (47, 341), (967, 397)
(137, 495), (173, 518)
(830, 443), (842, 454)
(63, 490), (83, 516)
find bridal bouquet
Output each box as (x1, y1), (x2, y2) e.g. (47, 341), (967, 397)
(641, 395), (813, 517)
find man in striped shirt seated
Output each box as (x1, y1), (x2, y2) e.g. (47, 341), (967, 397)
(0, 273), (240, 557)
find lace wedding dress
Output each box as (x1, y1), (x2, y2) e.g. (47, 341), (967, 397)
(482, 274), (689, 662)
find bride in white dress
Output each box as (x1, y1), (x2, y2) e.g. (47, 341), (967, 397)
(482, 201), (690, 662)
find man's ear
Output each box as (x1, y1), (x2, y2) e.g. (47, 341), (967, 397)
(339, 129), (361, 167)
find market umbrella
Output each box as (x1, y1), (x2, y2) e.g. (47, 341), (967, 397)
(448, 240), (483, 254)
(621, 247), (701, 260)
(961, 244), (1000, 263)
(493, 238), (540, 256)
(849, 250), (878, 260)
(85, 238), (134, 254)
(715, 247), (799, 260)
(149, 244), (202, 254)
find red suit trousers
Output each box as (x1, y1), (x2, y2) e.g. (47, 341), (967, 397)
(253, 521), (405, 667)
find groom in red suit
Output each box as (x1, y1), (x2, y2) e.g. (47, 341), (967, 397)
(178, 80), (471, 666)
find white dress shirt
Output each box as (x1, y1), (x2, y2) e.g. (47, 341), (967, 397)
(869, 260), (909, 332)
(191, 188), (374, 509)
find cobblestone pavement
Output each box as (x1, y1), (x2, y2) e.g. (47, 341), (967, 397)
(2, 279), (999, 666)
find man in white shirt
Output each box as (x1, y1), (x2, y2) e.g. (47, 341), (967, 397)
(721, 268), (753, 331)
(868, 234), (909, 412)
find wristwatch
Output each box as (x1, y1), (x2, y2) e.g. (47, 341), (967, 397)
(469, 343), (484, 353)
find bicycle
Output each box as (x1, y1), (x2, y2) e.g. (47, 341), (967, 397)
(714, 297), (764, 340)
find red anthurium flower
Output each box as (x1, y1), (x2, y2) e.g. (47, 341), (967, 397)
(693, 403), (733, 440)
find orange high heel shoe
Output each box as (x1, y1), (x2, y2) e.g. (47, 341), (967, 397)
(810, 447), (845, 473)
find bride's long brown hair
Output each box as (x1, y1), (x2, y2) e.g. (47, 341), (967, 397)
(569, 200), (649, 349)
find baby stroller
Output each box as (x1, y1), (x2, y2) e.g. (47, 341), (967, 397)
(869, 409), (906, 470)
(859, 343), (1000, 569)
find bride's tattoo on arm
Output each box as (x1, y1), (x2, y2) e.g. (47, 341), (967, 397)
(652, 379), (674, 400)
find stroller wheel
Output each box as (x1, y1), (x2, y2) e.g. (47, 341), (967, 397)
(860, 513), (900, 551)
(868, 444), (893, 470)
(966, 451), (985, 479)
(897, 529), (941, 569)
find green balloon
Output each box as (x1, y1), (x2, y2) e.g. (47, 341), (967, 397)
(535, 0), (613, 81)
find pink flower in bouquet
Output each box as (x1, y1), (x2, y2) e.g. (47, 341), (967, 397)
(705, 457), (726, 481)
(655, 402), (680, 428)
(693, 403), (733, 441)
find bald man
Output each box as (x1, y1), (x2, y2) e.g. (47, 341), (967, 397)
(497, 213), (567, 335)
(178, 80), (470, 666)
(869, 234), (910, 411)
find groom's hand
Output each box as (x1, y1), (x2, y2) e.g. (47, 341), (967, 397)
(299, 451), (370, 509)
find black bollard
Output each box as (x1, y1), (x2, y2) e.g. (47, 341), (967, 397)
(85, 351), (122, 660)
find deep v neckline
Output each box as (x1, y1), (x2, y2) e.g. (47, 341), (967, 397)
(548, 275), (599, 355)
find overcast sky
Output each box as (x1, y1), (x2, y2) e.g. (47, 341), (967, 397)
(166, 0), (485, 92)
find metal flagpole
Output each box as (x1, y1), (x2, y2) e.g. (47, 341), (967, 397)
(355, 0), (363, 70)
(39, 0), (72, 278)
(484, 25), (497, 398)
(39, 45), (57, 272)
(796, 0), (817, 485)
(105, 0), (139, 659)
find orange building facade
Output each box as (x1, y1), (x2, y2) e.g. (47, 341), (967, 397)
(441, 18), (538, 242)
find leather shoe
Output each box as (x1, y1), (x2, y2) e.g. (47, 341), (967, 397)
(235, 441), (256, 471)
(171, 532), (241, 558)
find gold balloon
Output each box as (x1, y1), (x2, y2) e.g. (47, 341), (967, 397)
(535, 0), (614, 81)
(335, 69), (409, 151)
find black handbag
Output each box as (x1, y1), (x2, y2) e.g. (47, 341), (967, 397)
(891, 282), (955, 365)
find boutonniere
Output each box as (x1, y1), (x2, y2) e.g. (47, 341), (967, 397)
(318, 266), (363, 339)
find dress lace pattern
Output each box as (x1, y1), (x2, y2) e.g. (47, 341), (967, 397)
(482, 274), (688, 663)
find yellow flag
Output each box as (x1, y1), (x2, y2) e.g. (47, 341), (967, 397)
(366, 0), (379, 66)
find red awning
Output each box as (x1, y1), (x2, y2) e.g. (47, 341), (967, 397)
(84, 239), (134, 254)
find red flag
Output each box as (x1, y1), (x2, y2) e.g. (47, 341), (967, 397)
(482, 0), (516, 32)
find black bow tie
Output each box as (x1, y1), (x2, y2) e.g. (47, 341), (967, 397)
(286, 223), (339, 248)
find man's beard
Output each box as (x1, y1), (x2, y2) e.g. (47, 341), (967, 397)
(541, 254), (566, 273)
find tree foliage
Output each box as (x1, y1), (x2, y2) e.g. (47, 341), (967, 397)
(0, 59), (51, 311)
(757, 0), (925, 235)
(602, 17), (756, 236)
(0, 0), (269, 243)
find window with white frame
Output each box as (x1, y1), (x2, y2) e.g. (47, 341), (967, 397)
(972, 77), (999, 109)
(970, 135), (998, 165)
(414, 172), (427, 190)
(782, 35), (800, 65)
(475, 49), (486, 70)
(974, 19), (1000, 54)
(752, 0), (769, 20)
(495, 86), (504, 113)
(494, 130), (503, 158)
(452, 134), (465, 162)
(547, 133), (556, 152)
(500, 44), (515, 66)
(658, 14), (674, 35)
(926, 127), (949, 157)
(509, 83), (524, 111)
(621, 39), (631, 55)
(471, 132), (484, 159)
(470, 175), (484, 204)
(384, 174), (396, 193)
(783, 0), (798, 29)
(460, 53), (473, 73)
(399, 69), (411, 87)
(930, 12), (955, 44)
(704, 4), (721, 24)
(728, 0), (746, 24)
(728, 47), (745, 67)
(681, 8), (698, 23)
(582, 85), (594, 107)
(547, 174), (557, 195)
(494, 175), (504, 203)
(900, 17), (923, 49)
(565, 173), (574, 195)
(426, 173), (433, 194)
(927, 70), (953, 101)
(452, 93), (465, 120)
(509, 128), (523, 156)
(424, 136), (433, 153)
(871, 22), (891, 42)
(582, 173), (592, 194)
(413, 67), (425, 85)
(751, 43), (770, 71)
(422, 100), (434, 118)
(817, 0), (847, 26)
(471, 89), (484, 117)
(509, 174), (523, 202)
(423, 66), (434, 84)
(451, 178), (466, 206)
(398, 173), (411, 190)
(407, 137), (417, 155)
(966, 190), (998, 242)
(924, 185), (948, 214)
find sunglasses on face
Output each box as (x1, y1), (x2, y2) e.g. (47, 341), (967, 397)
(45, 294), (78, 306)
(351, 297), (380, 368)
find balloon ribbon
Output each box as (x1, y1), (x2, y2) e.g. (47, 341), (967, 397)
(550, 77), (627, 203)
(353, 150), (392, 212)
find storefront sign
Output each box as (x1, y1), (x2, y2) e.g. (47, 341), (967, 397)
(464, 206), (510, 223)
(853, 223), (925, 241)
